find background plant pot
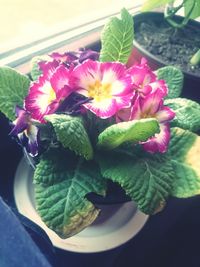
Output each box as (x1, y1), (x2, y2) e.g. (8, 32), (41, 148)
(128, 12), (200, 102)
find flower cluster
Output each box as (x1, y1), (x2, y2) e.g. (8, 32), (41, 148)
(10, 49), (175, 156)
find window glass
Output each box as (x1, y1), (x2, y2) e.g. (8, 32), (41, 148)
(0, 0), (143, 53)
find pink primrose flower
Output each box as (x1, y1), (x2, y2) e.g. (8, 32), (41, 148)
(131, 90), (175, 153)
(128, 58), (168, 98)
(25, 65), (73, 123)
(72, 60), (133, 119)
(128, 58), (156, 96)
(116, 58), (169, 123)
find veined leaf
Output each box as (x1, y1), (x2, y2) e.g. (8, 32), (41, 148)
(34, 149), (77, 185)
(156, 66), (184, 99)
(165, 98), (200, 132)
(34, 149), (106, 238)
(0, 67), (30, 120)
(97, 150), (174, 214)
(167, 127), (200, 198)
(45, 114), (93, 160)
(99, 8), (134, 63)
(97, 118), (160, 149)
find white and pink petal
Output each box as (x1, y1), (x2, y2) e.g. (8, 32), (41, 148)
(142, 123), (170, 153)
(50, 65), (72, 94)
(101, 62), (126, 83)
(73, 59), (100, 90)
(38, 60), (59, 78)
(25, 78), (55, 122)
(84, 98), (117, 119)
(130, 97), (143, 120)
(156, 106), (175, 123)
(128, 58), (156, 88)
(150, 80), (168, 97)
(139, 90), (164, 115)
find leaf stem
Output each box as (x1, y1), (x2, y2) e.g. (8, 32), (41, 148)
(190, 49), (200, 66)
(164, 0), (196, 29)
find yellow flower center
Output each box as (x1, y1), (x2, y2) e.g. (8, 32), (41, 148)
(142, 112), (156, 119)
(141, 105), (157, 119)
(88, 80), (111, 102)
(48, 87), (56, 104)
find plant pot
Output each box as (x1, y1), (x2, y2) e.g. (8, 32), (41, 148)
(14, 157), (148, 253)
(127, 12), (200, 102)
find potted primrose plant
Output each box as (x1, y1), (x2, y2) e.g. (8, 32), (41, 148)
(128, 0), (200, 101)
(0, 9), (200, 248)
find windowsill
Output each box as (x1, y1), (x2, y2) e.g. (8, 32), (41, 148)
(15, 31), (101, 74)
(0, 5), (142, 74)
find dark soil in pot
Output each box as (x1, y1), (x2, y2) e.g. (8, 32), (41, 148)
(134, 15), (200, 76)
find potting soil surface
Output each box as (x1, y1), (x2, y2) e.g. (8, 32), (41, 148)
(135, 20), (200, 75)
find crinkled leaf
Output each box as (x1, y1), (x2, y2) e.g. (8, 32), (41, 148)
(97, 150), (174, 214)
(45, 114), (93, 160)
(156, 66), (184, 99)
(98, 118), (160, 149)
(0, 67), (30, 120)
(99, 8), (134, 63)
(34, 149), (106, 238)
(167, 127), (200, 198)
(165, 98), (200, 132)
(34, 149), (77, 185)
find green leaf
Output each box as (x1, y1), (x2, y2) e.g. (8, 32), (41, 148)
(184, 0), (200, 19)
(99, 8), (134, 63)
(34, 149), (106, 238)
(97, 118), (160, 149)
(167, 127), (200, 198)
(30, 55), (50, 81)
(34, 149), (77, 185)
(156, 66), (184, 99)
(97, 150), (174, 214)
(141, 0), (173, 11)
(45, 114), (93, 160)
(165, 98), (200, 132)
(0, 67), (30, 120)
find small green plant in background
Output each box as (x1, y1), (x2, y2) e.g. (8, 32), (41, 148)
(142, 0), (200, 66)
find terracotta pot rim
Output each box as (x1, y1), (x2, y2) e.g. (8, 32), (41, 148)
(133, 11), (200, 80)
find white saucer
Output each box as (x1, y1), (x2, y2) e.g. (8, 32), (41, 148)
(14, 158), (148, 253)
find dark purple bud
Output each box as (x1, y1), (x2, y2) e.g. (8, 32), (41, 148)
(79, 49), (99, 63)
(9, 106), (31, 136)
(56, 92), (92, 115)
